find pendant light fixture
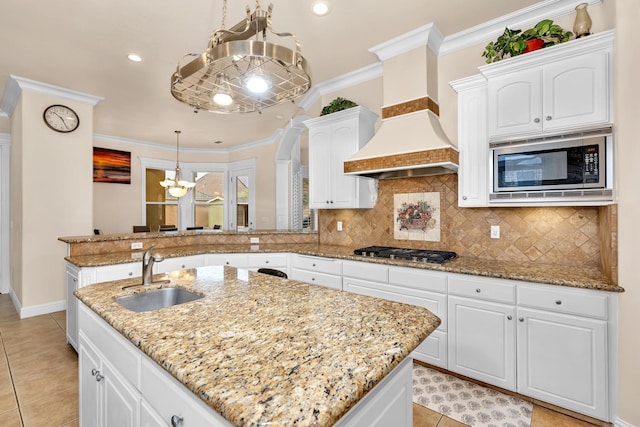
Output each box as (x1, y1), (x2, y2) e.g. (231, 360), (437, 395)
(160, 130), (196, 198)
(170, 0), (311, 114)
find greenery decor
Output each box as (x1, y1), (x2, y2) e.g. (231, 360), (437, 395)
(482, 19), (573, 63)
(320, 97), (358, 116)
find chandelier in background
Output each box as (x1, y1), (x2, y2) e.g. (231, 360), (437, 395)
(160, 130), (196, 198)
(170, 0), (312, 114)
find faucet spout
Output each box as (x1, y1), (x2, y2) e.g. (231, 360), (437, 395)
(142, 245), (165, 285)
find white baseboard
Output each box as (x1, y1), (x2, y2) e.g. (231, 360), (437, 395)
(615, 417), (637, 427)
(8, 289), (67, 319)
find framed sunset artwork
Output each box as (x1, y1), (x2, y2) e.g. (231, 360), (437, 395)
(93, 147), (131, 184)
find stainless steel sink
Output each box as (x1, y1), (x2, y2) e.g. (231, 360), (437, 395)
(114, 288), (202, 312)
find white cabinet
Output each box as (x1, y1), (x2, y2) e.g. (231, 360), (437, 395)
(447, 275), (517, 390)
(304, 106), (378, 209)
(154, 254), (205, 274)
(482, 31), (612, 141)
(204, 253), (248, 268)
(450, 75), (489, 207)
(247, 253), (288, 275)
(516, 284), (609, 420)
(289, 254), (342, 289)
(344, 263), (448, 369)
(79, 333), (140, 427)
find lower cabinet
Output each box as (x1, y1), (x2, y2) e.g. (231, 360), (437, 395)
(289, 254), (343, 289)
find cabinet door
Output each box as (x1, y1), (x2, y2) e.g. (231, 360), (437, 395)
(66, 266), (80, 351)
(543, 52), (609, 132)
(517, 307), (607, 419)
(79, 335), (102, 427)
(448, 296), (516, 390)
(488, 69), (542, 139)
(103, 360), (140, 427)
(308, 125), (332, 208)
(329, 122), (358, 208)
(457, 83), (489, 206)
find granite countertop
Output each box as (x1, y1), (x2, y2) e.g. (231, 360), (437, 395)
(66, 243), (624, 293)
(75, 266), (441, 426)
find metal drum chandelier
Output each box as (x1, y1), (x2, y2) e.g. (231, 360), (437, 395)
(170, 0), (312, 114)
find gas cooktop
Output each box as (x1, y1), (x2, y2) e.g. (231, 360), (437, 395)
(353, 246), (457, 264)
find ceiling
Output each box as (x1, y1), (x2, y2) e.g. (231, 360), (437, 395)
(0, 0), (539, 149)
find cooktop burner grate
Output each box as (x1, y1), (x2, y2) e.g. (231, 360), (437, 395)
(353, 246), (457, 264)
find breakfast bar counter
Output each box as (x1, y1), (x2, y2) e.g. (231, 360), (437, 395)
(75, 265), (441, 426)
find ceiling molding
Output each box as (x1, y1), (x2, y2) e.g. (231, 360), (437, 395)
(94, 128), (283, 155)
(298, 62), (382, 111)
(369, 22), (444, 60)
(440, 0), (603, 56)
(0, 75), (104, 117)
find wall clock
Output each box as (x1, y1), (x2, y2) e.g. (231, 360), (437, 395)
(43, 104), (79, 133)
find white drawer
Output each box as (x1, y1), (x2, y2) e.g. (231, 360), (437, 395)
(247, 253), (288, 268)
(389, 266), (447, 293)
(448, 275), (515, 304)
(518, 284), (608, 319)
(290, 268), (342, 290)
(290, 254), (342, 275)
(141, 358), (231, 426)
(95, 262), (140, 283)
(342, 261), (388, 283)
(412, 329), (447, 369)
(155, 255), (205, 274)
(204, 253), (248, 268)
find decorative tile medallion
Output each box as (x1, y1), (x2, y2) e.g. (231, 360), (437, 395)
(394, 192), (440, 241)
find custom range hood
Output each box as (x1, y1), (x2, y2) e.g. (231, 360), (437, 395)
(344, 23), (458, 179)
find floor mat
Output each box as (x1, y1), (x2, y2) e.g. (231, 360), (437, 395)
(413, 364), (533, 427)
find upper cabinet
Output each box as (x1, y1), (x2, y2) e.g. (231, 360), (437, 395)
(304, 107), (378, 209)
(480, 30), (613, 142)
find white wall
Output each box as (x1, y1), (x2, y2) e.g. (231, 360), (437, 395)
(613, 1), (640, 425)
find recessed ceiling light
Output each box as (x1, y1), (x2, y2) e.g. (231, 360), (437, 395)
(275, 114), (284, 120)
(311, 0), (331, 16)
(212, 140), (223, 144)
(127, 53), (143, 62)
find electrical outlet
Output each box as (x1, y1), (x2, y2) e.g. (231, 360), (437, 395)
(250, 237), (259, 244)
(337, 221), (343, 231)
(131, 242), (143, 250)
(490, 225), (500, 239)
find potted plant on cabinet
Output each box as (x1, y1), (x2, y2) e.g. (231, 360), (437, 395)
(320, 97), (358, 116)
(482, 19), (573, 63)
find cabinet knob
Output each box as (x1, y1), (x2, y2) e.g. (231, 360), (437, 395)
(546, 116), (552, 121)
(226, 261), (230, 265)
(555, 300), (562, 305)
(519, 318), (524, 322)
(265, 260), (269, 264)
(181, 265), (186, 268)
(312, 263), (316, 267)
(73, 278), (77, 283)
(507, 315), (512, 320)
(128, 272), (133, 276)
(462, 195), (467, 200)
(311, 277), (315, 281)
(326, 200), (329, 204)
(330, 201), (334, 204)
(91, 368), (98, 376)
(475, 288), (481, 293)
(170, 415), (184, 427)
(534, 118), (540, 123)
(91, 369), (104, 382)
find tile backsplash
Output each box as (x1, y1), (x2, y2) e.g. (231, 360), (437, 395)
(319, 174), (610, 270)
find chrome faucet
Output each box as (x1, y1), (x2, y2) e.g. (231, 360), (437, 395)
(142, 245), (165, 285)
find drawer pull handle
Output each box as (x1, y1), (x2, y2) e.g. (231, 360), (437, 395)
(171, 415), (184, 427)
(555, 300), (562, 305)
(507, 315), (512, 320)
(475, 288), (481, 293)
(519, 318), (524, 322)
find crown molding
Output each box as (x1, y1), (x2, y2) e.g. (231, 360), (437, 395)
(94, 128), (283, 155)
(0, 75), (103, 117)
(369, 23), (444, 60)
(298, 62), (382, 111)
(440, 0), (603, 55)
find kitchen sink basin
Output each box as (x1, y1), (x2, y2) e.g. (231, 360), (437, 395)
(114, 288), (202, 312)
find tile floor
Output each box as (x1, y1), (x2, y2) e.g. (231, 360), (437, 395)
(0, 294), (601, 427)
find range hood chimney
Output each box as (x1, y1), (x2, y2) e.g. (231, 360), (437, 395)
(344, 23), (458, 179)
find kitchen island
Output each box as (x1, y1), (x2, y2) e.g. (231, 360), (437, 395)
(75, 265), (441, 426)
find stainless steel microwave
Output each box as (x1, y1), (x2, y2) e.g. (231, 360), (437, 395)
(490, 132), (612, 202)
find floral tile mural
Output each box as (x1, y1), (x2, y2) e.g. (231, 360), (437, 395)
(394, 192), (440, 241)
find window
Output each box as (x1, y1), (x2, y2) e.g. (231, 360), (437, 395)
(140, 157), (255, 231)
